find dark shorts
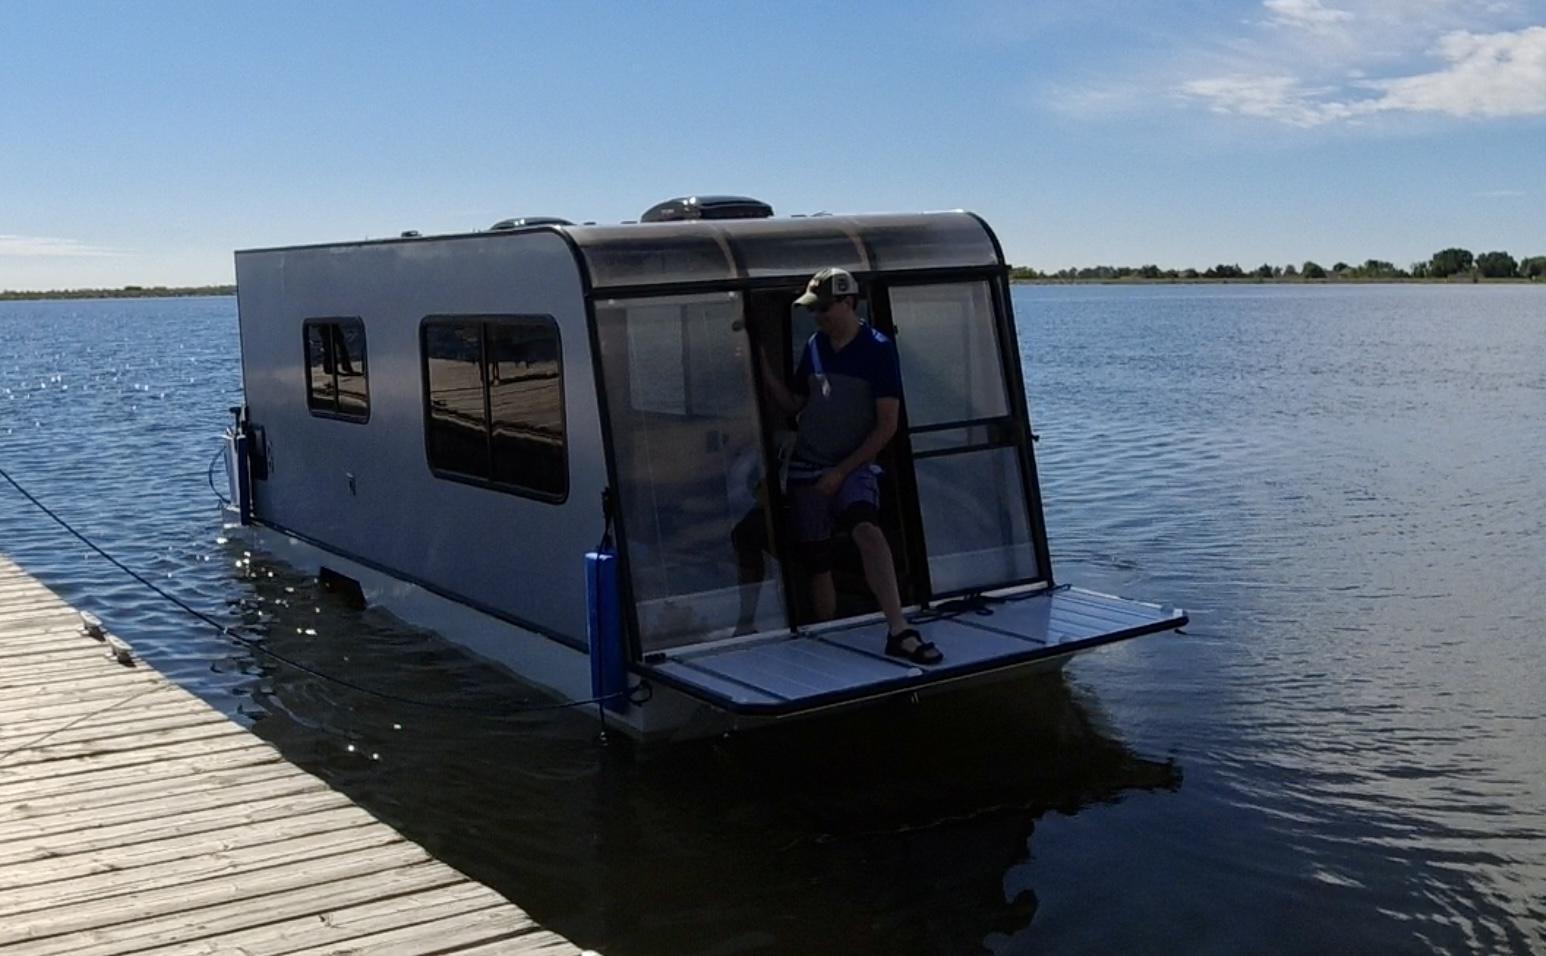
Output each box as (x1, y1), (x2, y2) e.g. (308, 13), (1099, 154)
(788, 468), (881, 545)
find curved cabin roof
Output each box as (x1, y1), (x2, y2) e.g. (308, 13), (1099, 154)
(562, 212), (1003, 291)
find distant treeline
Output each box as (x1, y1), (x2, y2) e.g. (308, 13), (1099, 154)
(1014, 248), (1546, 283)
(0, 284), (236, 301)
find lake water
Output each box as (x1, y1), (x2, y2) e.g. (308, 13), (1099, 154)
(1, 284), (1543, 954)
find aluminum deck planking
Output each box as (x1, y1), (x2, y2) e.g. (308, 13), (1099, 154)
(650, 585), (1188, 714)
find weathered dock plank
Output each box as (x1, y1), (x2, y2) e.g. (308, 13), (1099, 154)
(0, 554), (586, 955)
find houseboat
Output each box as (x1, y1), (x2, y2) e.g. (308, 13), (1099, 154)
(226, 197), (1187, 739)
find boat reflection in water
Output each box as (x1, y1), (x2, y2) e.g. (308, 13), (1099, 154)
(220, 553), (1181, 955)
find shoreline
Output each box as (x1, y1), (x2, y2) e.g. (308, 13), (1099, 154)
(1, 277), (1540, 304)
(1011, 276), (1540, 286)
(0, 285), (235, 302)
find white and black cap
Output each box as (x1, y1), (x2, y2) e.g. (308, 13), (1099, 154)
(794, 267), (859, 308)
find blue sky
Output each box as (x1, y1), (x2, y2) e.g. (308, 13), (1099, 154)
(2, 0), (1543, 288)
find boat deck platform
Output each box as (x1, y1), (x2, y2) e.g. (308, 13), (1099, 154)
(649, 585), (1187, 715)
(0, 554), (585, 956)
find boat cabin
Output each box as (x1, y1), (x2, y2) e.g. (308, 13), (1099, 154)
(230, 200), (1185, 738)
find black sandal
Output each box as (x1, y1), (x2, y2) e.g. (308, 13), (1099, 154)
(886, 628), (943, 665)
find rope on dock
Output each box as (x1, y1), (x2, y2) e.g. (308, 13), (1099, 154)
(0, 683), (171, 767)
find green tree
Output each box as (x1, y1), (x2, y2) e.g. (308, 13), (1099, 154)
(1282, 263), (1298, 278)
(1519, 256), (1546, 279)
(1429, 248), (1474, 278)
(1254, 263), (1274, 278)
(1302, 261), (1327, 279)
(1476, 250), (1518, 278)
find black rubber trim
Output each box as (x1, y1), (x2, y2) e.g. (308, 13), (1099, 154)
(637, 611), (1188, 716)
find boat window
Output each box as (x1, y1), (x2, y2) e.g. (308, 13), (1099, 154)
(488, 320), (566, 495)
(914, 446), (1037, 592)
(595, 291), (787, 649)
(861, 213), (1000, 272)
(424, 321), (488, 478)
(422, 315), (567, 501)
(574, 224), (737, 290)
(887, 280), (1038, 592)
(303, 318), (369, 422)
(888, 282), (1007, 426)
(729, 219), (870, 278)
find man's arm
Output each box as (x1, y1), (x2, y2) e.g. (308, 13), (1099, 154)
(816, 397), (900, 495)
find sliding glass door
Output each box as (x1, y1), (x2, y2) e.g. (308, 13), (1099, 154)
(888, 281), (1039, 594)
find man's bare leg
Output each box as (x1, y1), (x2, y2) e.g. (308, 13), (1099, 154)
(734, 570), (762, 634)
(850, 522), (909, 635)
(810, 569), (837, 622)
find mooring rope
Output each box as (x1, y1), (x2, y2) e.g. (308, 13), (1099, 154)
(0, 462), (635, 719)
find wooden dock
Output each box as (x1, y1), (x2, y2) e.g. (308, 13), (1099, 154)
(0, 554), (587, 955)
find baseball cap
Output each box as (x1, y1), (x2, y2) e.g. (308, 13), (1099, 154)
(794, 267), (859, 309)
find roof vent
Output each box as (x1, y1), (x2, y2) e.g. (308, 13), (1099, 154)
(490, 216), (574, 231)
(641, 196), (774, 223)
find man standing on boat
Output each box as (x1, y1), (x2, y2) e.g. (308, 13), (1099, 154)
(760, 267), (942, 665)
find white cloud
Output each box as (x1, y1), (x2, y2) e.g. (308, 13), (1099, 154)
(1369, 26), (1546, 117)
(1180, 75), (1353, 126)
(0, 235), (124, 258)
(1179, 23), (1546, 126)
(1264, 0), (1354, 31)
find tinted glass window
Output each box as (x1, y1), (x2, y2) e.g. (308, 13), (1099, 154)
(304, 318), (369, 421)
(624, 303), (688, 414)
(595, 292), (787, 649)
(305, 324), (332, 411)
(915, 446), (1037, 591)
(859, 214), (998, 271)
(730, 219), (870, 278)
(424, 320), (490, 479)
(422, 316), (567, 500)
(488, 318), (566, 497)
(333, 323), (369, 418)
(575, 224), (737, 289)
(888, 282), (1007, 426)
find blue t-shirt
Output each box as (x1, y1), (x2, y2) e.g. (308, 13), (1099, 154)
(789, 325), (903, 479)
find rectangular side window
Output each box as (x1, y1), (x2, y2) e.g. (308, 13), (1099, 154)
(422, 315), (567, 501)
(424, 320), (490, 479)
(303, 318), (369, 422)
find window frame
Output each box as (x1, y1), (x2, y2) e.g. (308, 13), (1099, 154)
(419, 313), (569, 504)
(302, 317), (371, 423)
